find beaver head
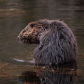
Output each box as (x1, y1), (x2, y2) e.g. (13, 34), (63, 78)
(17, 20), (50, 44)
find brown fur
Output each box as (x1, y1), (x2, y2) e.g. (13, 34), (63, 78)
(17, 19), (77, 65)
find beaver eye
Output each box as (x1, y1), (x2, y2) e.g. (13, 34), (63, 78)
(23, 30), (26, 33)
(30, 23), (35, 28)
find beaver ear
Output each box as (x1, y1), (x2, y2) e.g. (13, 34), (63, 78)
(51, 20), (65, 30)
(45, 26), (48, 29)
(50, 21), (58, 30)
(30, 23), (35, 28)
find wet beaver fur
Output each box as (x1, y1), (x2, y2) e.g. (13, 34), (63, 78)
(17, 19), (77, 65)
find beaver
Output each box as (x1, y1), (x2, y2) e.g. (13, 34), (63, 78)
(17, 19), (77, 65)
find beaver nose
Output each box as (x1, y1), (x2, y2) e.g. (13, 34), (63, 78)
(17, 36), (19, 40)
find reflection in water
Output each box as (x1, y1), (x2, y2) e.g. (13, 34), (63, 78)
(20, 61), (77, 84)
(20, 71), (40, 84)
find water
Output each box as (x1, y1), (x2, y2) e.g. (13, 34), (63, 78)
(0, 0), (84, 84)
